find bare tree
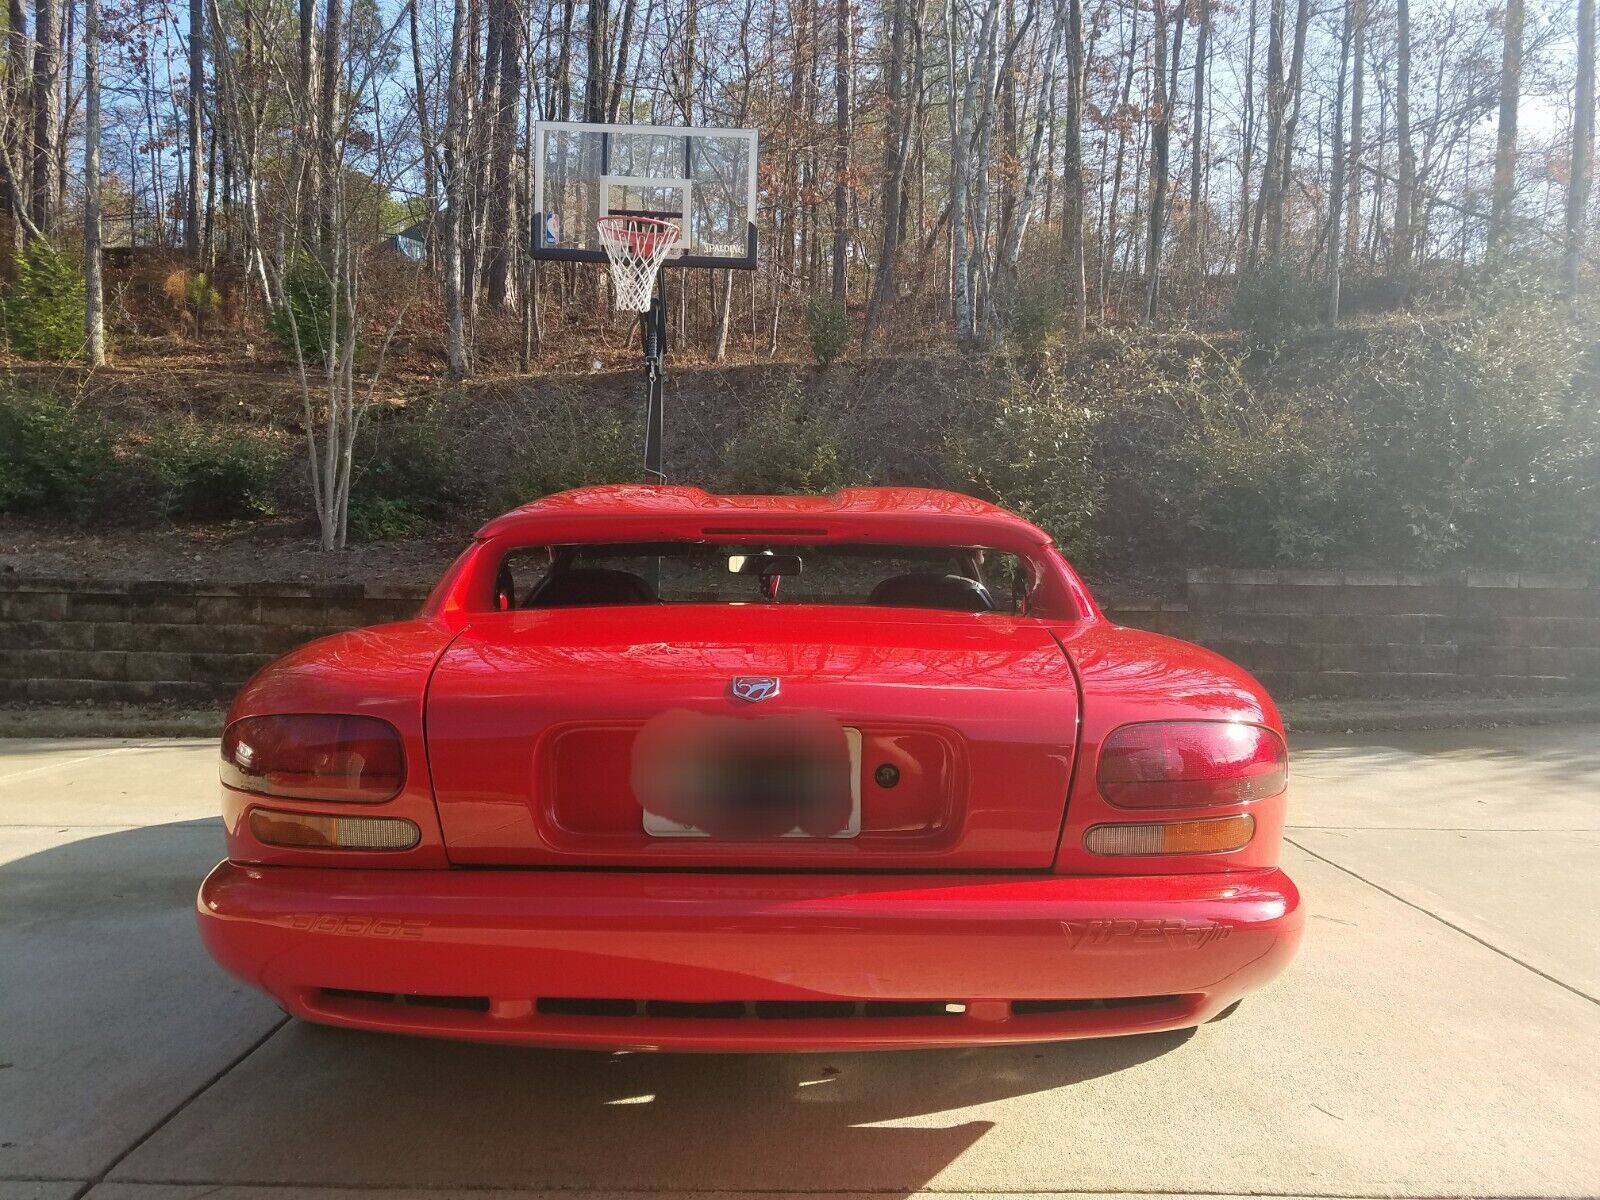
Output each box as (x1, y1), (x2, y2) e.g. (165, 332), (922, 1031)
(485, 0), (521, 309)
(1187, 0), (1210, 275)
(1327, 0), (1354, 322)
(1250, 0), (1285, 269)
(1394, 0), (1415, 270)
(83, 0), (103, 364)
(1144, 0), (1173, 321)
(946, 0), (1002, 343)
(1488, 0), (1523, 252)
(185, 0), (203, 256)
(442, 0), (471, 376)
(29, 0), (58, 235)
(1345, 0), (1364, 261)
(861, 0), (909, 348)
(1061, 0), (1086, 333)
(4, 0), (29, 234)
(1567, 0), (1596, 299)
(830, 0), (852, 303)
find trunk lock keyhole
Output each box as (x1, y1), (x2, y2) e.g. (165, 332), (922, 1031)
(874, 763), (900, 789)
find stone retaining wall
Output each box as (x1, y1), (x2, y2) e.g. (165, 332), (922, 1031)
(0, 580), (424, 706)
(1, 568), (1596, 709)
(1102, 568), (1600, 698)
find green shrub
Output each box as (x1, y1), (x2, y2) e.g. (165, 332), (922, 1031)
(4, 241), (86, 361)
(342, 402), (474, 538)
(0, 391), (119, 520)
(187, 271), (222, 337)
(804, 298), (851, 366)
(138, 422), (281, 521)
(266, 255), (354, 367)
(354, 403), (470, 514)
(1085, 333), (1370, 566)
(1231, 263), (1318, 345)
(995, 277), (1066, 353)
(347, 494), (431, 542)
(500, 399), (639, 504)
(1314, 275), (1599, 566)
(942, 349), (1103, 552)
(719, 376), (849, 494)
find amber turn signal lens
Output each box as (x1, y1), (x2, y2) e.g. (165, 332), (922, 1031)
(1084, 813), (1255, 856)
(249, 809), (420, 851)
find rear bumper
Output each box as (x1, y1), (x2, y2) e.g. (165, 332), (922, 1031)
(197, 862), (1302, 1051)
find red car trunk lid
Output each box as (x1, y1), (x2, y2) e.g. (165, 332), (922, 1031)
(424, 605), (1079, 869)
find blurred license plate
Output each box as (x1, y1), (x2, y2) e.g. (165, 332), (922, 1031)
(642, 726), (862, 839)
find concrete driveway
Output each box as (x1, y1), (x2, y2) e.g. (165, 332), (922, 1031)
(2, 725), (1597, 1200)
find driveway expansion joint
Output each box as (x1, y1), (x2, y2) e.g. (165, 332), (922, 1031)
(1286, 836), (1600, 1007)
(71, 1017), (290, 1200)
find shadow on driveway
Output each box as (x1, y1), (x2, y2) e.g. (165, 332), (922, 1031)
(2, 819), (1190, 1193)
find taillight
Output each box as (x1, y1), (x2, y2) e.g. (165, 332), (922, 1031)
(1097, 721), (1286, 809)
(221, 715), (405, 803)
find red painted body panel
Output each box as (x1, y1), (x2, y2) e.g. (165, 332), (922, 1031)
(201, 487), (1302, 1050)
(1047, 621), (1289, 875)
(197, 861), (1301, 1051)
(425, 606), (1079, 868)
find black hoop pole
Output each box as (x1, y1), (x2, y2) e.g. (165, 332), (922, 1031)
(642, 270), (668, 484)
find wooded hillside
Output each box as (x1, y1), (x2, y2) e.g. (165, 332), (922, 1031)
(0, 0), (1595, 554)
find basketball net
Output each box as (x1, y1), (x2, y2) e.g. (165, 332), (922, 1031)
(596, 216), (682, 312)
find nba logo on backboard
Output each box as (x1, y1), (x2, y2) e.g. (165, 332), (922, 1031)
(543, 212), (560, 246)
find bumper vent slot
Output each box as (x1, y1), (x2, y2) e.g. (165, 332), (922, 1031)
(319, 988), (490, 1013)
(1012, 995), (1178, 1016)
(536, 997), (965, 1020)
(319, 989), (1184, 1023)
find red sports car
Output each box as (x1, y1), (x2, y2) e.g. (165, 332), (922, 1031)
(198, 486), (1301, 1051)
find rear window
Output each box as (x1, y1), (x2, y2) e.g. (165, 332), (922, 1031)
(493, 543), (1034, 613)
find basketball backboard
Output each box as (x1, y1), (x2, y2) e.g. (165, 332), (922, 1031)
(532, 121), (758, 269)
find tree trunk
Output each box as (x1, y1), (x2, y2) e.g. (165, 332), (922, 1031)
(409, 0), (439, 227)
(443, 0), (471, 376)
(1345, 0), (1364, 261)
(298, 0), (318, 241)
(1144, 0), (1172, 321)
(185, 0), (203, 256)
(1263, 0), (1308, 265)
(1187, 0), (1209, 276)
(1062, 0), (1086, 334)
(319, 0), (344, 245)
(1394, 0), (1414, 270)
(1101, 0), (1139, 317)
(606, 0), (637, 122)
(1565, 0), (1595, 297)
(862, 0), (909, 348)
(995, 1), (1063, 316)
(585, 0), (608, 121)
(1488, 0), (1524, 252)
(486, 0), (521, 308)
(83, 0), (103, 364)
(29, 0), (58, 235)
(1326, 0), (1352, 323)
(1250, 0), (1284, 269)
(1235, 0), (1257, 268)
(3, 0), (28, 238)
(831, 0), (853, 303)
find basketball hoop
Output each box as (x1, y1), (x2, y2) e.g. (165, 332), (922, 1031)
(596, 216), (681, 312)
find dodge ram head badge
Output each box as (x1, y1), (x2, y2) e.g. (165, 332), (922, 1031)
(730, 677), (781, 703)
